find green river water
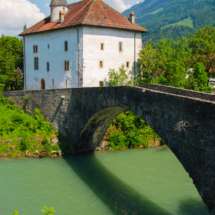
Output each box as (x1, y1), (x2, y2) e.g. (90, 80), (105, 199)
(0, 147), (209, 215)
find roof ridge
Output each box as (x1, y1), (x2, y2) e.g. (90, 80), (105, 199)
(82, 0), (94, 22)
(67, 0), (93, 23)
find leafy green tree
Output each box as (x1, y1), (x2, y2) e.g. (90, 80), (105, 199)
(189, 25), (215, 75)
(187, 62), (212, 93)
(0, 35), (23, 90)
(137, 43), (158, 84)
(108, 65), (132, 86)
(138, 37), (191, 88)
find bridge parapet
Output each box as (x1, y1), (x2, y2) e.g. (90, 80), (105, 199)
(140, 84), (215, 102)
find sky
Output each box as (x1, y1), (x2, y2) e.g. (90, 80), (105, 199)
(0, 0), (140, 37)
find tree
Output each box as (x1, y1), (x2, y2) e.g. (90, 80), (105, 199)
(137, 43), (158, 84)
(108, 65), (132, 86)
(189, 25), (215, 76)
(23, 24), (27, 32)
(0, 35), (23, 90)
(187, 62), (212, 93)
(138, 37), (191, 88)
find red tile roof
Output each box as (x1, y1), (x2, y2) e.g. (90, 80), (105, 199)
(19, 0), (147, 36)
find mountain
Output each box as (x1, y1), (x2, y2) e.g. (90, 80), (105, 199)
(122, 0), (215, 44)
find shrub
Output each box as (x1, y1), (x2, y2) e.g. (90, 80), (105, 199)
(0, 94), (62, 157)
(106, 111), (161, 150)
(0, 93), (7, 105)
(8, 97), (15, 105)
(23, 94), (29, 100)
(0, 84), (5, 91)
(41, 206), (55, 215)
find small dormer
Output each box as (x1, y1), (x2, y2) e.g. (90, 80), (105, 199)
(50, 0), (68, 23)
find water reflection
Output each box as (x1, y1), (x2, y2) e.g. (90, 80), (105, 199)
(64, 153), (172, 215)
(177, 198), (208, 215)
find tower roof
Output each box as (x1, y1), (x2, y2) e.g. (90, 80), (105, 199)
(20, 0), (147, 36)
(50, 0), (68, 7)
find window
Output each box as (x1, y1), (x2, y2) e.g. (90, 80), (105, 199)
(99, 61), (103, 68)
(65, 41), (68, 51)
(101, 43), (104, 50)
(33, 45), (38, 53)
(126, 61), (130, 68)
(34, 57), (39, 70)
(119, 42), (122, 52)
(65, 80), (67, 88)
(52, 79), (54, 87)
(47, 62), (50, 71)
(99, 81), (104, 87)
(64, 61), (69, 71)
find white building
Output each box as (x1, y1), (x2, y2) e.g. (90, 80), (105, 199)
(20, 0), (147, 90)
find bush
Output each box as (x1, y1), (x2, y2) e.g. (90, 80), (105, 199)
(0, 94), (62, 157)
(0, 93), (7, 105)
(8, 97), (15, 105)
(0, 84), (5, 91)
(41, 206), (55, 215)
(23, 94), (29, 100)
(106, 111), (161, 150)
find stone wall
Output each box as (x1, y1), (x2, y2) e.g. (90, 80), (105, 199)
(2, 85), (215, 214)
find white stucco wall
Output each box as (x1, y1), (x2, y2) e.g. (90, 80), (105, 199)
(82, 26), (142, 87)
(24, 27), (83, 90)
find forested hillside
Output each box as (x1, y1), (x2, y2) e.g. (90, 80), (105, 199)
(123, 0), (215, 43)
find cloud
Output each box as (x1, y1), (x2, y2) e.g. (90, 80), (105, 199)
(109, 0), (132, 12)
(68, 0), (131, 13)
(0, 0), (45, 36)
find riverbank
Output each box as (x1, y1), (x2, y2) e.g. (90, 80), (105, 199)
(0, 94), (163, 158)
(0, 94), (65, 158)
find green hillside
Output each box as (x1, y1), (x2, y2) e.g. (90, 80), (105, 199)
(123, 0), (215, 44)
(162, 17), (193, 29)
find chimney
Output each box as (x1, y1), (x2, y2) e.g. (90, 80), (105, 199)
(130, 11), (135, 24)
(59, 10), (65, 23)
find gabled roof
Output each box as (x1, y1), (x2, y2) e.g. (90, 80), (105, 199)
(50, 0), (68, 7)
(20, 0), (147, 36)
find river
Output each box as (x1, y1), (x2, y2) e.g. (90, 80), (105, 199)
(0, 147), (209, 215)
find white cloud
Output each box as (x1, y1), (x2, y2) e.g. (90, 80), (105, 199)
(67, 0), (132, 13)
(0, 0), (45, 36)
(101, 0), (131, 12)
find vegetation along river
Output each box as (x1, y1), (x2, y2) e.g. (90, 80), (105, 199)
(0, 147), (209, 215)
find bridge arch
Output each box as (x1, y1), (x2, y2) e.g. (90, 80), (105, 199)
(78, 105), (212, 213)
(2, 85), (215, 214)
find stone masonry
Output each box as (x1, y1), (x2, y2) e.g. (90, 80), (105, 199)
(2, 85), (215, 214)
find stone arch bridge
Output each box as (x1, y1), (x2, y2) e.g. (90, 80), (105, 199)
(2, 85), (215, 214)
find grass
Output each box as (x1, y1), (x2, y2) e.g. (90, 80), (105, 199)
(148, 7), (164, 15)
(136, 7), (164, 19)
(162, 17), (194, 29)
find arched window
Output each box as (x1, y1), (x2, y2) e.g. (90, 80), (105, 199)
(41, 79), (45, 90)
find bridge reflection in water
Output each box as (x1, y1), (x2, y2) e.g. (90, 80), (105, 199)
(63, 149), (209, 215)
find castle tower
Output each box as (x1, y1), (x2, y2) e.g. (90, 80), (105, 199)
(50, 0), (68, 22)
